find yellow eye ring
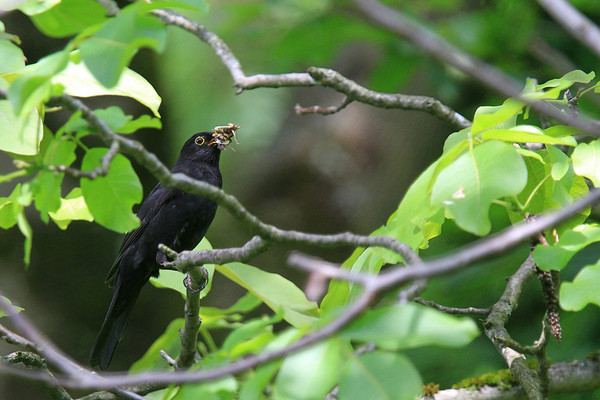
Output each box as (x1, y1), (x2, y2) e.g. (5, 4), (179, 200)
(195, 136), (206, 145)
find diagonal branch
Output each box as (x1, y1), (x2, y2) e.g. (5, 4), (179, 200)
(3, 186), (597, 390)
(351, 0), (600, 136)
(536, 0), (600, 59)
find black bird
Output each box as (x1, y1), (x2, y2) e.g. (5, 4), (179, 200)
(90, 130), (234, 369)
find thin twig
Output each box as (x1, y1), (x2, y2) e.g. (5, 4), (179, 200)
(414, 298), (490, 316)
(49, 141), (120, 180)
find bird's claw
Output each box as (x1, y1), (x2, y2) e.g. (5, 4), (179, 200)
(183, 268), (208, 293)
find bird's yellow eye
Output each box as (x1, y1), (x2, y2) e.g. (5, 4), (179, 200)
(195, 136), (206, 146)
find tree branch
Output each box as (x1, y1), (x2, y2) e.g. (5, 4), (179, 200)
(1, 187), (595, 390)
(414, 298), (490, 316)
(306, 67), (471, 129)
(483, 253), (543, 399)
(175, 268), (208, 368)
(350, 0), (600, 136)
(419, 358), (600, 399)
(536, 0), (600, 59)
(150, 9), (470, 129)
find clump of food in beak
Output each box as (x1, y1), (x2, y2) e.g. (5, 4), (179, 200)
(210, 123), (241, 150)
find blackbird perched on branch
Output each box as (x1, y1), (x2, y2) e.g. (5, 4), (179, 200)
(90, 126), (239, 370)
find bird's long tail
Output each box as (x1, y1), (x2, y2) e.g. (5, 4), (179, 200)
(89, 279), (143, 370)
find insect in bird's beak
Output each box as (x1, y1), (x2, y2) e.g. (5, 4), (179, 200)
(209, 123), (241, 151)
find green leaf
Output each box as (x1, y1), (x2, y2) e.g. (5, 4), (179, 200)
(0, 183), (34, 265)
(53, 61), (162, 117)
(130, 318), (184, 372)
(560, 260), (600, 311)
(30, 0), (109, 37)
(80, 147), (142, 233)
(339, 303), (479, 350)
(0, 76), (44, 156)
(17, 208), (32, 265)
(0, 36), (26, 73)
(471, 98), (523, 134)
(272, 339), (346, 400)
(240, 361), (281, 400)
(32, 135), (77, 221)
(533, 224), (600, 271)
(200, 291), (262, 318)
(222, 314), (279, 357)
(537, 70), (595, 90)
(0, 296), (24, 318)
(481, 125), (576, 146)
(431, 140), (527, 235)
(216, 263), (319, 328)
(322, 161), (445, 315)
(7, 50), (70, 116)
(150, 237), (214, 298)
(173, 376), (237, 400)
(48, 189), (94, 229)
(0, 193), (20, 229)
(338, 352), (422, 400)
(572, 139), (600, 186)
(3, 0), (60, 15)
(547, 145), (570, 180)
(118, 114), (162, 133)
(79, 4), (167, 88)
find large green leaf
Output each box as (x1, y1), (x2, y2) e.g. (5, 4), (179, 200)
(321, 161), (444, 315)
(30, 0), (108, 37)
(53, 62), (162, 117)
(560, 260), (600, 311)
(272, 339), (346, 400)
(80, 147), (142, 233)
(0, 76), (44, 156)
(533, 224), (600, 271)
(0, 35), (26, 73)
(339, 303), (479, 350)
(7, 50), (70, 116)
(1, 0), (59, 14)
(216, 263), (319, 328)
(79, 3), (166, 88)
(338, 352), (422, 400)
(431, 140), (527, 235)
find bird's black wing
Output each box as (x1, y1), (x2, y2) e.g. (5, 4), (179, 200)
(104, 184), (176, 286)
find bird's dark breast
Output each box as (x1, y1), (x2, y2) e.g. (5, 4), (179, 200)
(130, 192), (218, 279)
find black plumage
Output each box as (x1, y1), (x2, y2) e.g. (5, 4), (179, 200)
(90, 132), (224, 370)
